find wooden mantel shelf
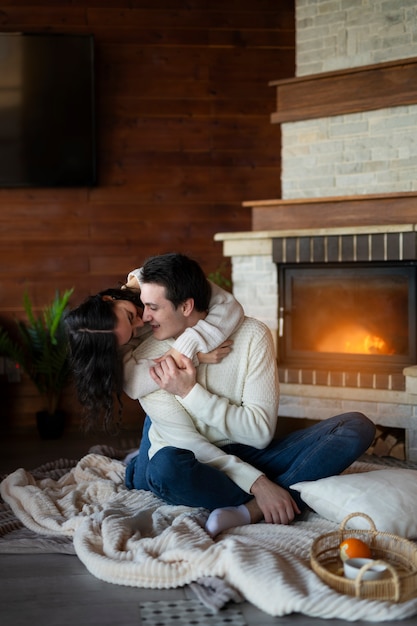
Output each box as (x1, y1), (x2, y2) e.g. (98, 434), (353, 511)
(239, 192), (417, 232)
(269, 57), (417, 123)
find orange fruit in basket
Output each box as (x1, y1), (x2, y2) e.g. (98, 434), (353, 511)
(339, 538), (372, 562)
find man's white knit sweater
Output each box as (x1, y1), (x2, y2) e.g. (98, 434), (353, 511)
(127, 317), (280, 494)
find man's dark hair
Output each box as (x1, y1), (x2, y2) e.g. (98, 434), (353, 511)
(141, 253), (211, 312)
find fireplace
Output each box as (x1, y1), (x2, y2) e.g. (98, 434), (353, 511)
(215, 222), (417, 461)
(278, 263), (416, 377)
(272, 227), (417, 393)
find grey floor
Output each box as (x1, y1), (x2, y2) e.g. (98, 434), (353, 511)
(0, 429), (416, 626)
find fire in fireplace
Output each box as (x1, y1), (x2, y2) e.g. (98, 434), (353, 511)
(278, 262), (416, 374)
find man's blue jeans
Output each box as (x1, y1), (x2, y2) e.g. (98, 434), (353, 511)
(125, 412), (375, 511)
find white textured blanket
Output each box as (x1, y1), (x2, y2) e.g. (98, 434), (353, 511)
(2, 453), (417, 621)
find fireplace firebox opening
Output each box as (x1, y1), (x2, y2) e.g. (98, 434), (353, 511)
(278, 262), (417, 376)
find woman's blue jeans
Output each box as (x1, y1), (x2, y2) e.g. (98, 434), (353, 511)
(125, 412), (375, 511)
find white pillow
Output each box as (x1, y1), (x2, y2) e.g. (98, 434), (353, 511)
(291, 468), (417, 538)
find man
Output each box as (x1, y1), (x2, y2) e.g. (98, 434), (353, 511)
(124, 253), (376, 537)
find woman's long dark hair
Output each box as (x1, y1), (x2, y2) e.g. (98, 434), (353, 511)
(64, 288), (142, 432)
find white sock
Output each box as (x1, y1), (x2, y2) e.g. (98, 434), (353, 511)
(204, 505), (251, 538)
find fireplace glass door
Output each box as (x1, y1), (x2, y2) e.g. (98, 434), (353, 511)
(279, 263), (416, 372)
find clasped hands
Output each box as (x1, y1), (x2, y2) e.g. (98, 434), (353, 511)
(150, 341), (233, 398)
(150, 353), (196, 398)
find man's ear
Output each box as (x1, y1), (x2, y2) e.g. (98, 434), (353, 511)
(182, 298), (195, 317)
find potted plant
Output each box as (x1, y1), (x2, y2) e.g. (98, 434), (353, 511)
(208, 261), (232, 291)
(0, 288), (74, 439)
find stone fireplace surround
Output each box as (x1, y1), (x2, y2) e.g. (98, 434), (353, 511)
(213, 10), (417, 461)
(215, 221), (417, 462)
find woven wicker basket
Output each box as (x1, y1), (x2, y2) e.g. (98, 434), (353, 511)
(310, 512), (417, 602)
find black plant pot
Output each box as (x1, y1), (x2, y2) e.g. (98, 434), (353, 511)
(36, 410), (66, 440)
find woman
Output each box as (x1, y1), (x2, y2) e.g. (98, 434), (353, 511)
(64, 267), (244, 432)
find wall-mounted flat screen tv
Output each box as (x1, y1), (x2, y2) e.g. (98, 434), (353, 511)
(0, 32), (96, 187)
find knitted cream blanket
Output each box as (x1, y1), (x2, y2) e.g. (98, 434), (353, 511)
(2, 453), (417, 621)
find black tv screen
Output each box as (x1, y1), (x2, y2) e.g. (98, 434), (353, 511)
(0, 33), (96, 187)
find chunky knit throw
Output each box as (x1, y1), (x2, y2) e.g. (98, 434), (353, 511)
(2, 453), (417, 621)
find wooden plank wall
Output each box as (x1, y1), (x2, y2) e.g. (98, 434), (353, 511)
(0, 0), (295, 433)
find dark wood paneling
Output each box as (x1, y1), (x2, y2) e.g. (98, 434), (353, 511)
(0, 0), (295, 432)
(269, 57), (417, 123)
